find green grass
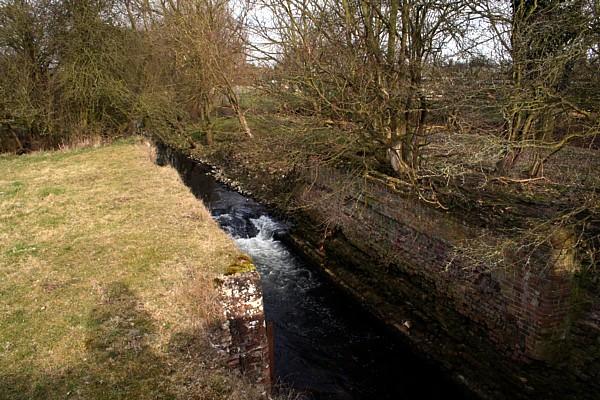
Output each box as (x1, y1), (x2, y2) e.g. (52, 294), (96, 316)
(0, 140), (260, 400)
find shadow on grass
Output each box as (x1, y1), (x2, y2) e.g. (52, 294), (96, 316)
(81, 281), (175, 399)
(0, 282), (174, 400)
(1, 280), (263, 400)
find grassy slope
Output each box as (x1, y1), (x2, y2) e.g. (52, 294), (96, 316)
(0, 140), (259, 400)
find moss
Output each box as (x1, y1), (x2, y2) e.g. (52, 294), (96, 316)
(224, 254), (256, 275)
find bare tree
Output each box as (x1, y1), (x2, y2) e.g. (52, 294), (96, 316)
(248, 0), (469, 176)
(471, 0), (600, 177)
(146, 0), (253, 142)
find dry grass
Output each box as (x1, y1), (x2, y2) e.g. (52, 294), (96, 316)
(0, 139), (261, 400)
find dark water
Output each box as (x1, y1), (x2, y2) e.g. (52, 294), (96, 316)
(158, 146), (475, 400)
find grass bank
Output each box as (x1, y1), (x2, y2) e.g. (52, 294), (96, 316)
(0, 140), (261, 400)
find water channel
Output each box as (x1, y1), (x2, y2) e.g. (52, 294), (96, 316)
(158, 146), (475, 400)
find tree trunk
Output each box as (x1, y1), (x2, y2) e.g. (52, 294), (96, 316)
(388, 134), (417, 176)
(225, 85), (253, 139)
(528, 109), (556, 177)
(199, 97), (214, 145)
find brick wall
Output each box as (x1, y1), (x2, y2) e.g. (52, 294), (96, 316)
(291, 166), (599, 399)
(215, 271), (271, 392)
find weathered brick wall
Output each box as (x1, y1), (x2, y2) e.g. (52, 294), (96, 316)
(215, 271), (271, 392)
(293, 166), (599, 399)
